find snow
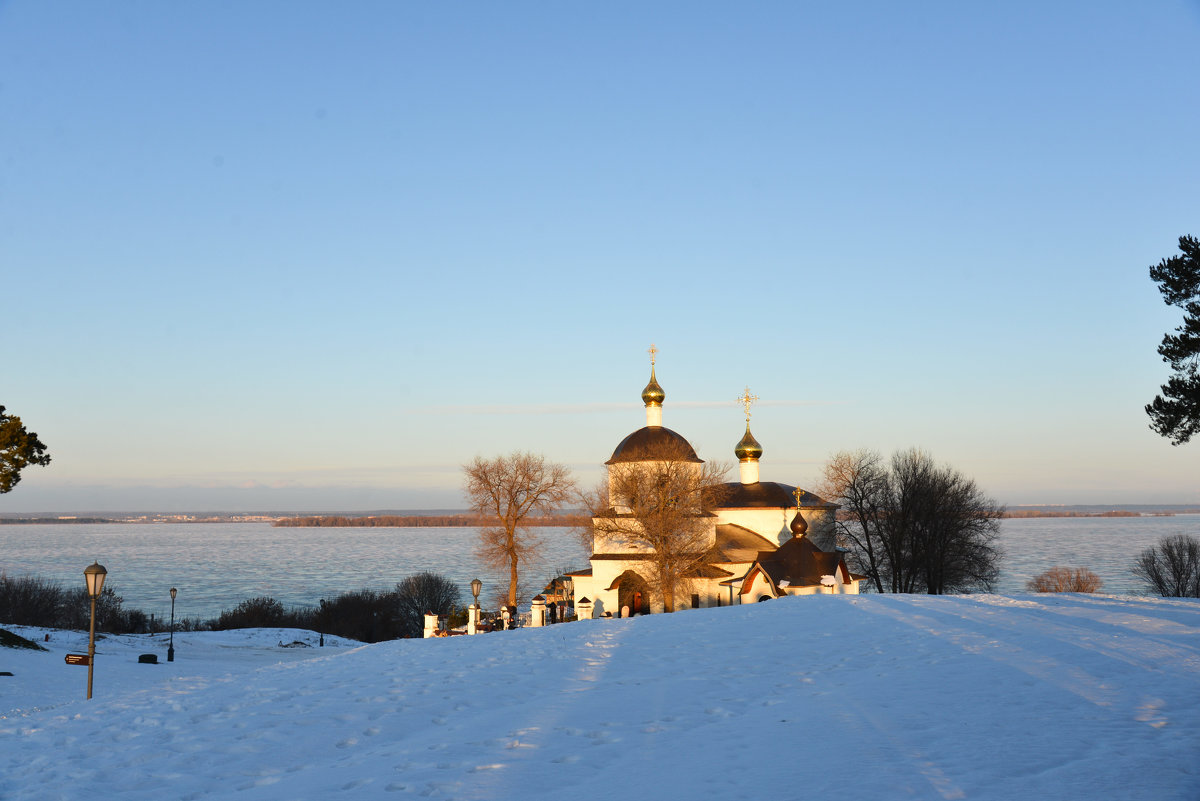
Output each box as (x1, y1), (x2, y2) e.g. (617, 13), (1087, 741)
(3, 594), (1198, 800)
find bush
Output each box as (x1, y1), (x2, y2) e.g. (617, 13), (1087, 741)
(0, 574), (146, 632)
(314, 589), (401, 643)
(0, 573), (67, 626)
(1133, 534), (1200, 597)
(215, 596), (286, 629)
(1026, 567), (1103, 593)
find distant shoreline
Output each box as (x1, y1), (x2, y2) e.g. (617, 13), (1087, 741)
(271, 514), (591, 528)
(2, 507), (1198, 525)
(1002, 509), (1196, 518)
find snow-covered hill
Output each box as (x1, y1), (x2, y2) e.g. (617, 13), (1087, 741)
(3, 594), (1198, 800)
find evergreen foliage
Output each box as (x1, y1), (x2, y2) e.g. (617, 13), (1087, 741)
(1146, 235), (1200, 444)
(0, 405), (51, 494)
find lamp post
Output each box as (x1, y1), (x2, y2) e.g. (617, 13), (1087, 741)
(469, 578), (482, 634)
(83, 561), (107, 700)
(168, 587), (177, 662)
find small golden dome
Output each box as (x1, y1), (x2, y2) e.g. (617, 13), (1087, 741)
(790, 512), (809, 537)
(734, 423), (762, 461)
(641, 366), (665, 407)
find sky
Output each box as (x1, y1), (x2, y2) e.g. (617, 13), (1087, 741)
(3, 1), (1200, 512)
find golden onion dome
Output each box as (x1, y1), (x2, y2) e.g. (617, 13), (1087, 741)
(790, 511), (809, 537)
(734, 423), (763, 461)
(641, 366), (665, 407)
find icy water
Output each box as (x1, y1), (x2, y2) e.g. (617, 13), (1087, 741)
(3, 516), (1199, 620)
(0, 524), (589, 622)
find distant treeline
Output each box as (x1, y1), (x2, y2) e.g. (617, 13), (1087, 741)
(0, 517), (115, 525)
(274, 514), (589, 528)
(1004, 510), (1154, 518)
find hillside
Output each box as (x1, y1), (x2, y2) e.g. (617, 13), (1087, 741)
(2, 594), (1198, 800)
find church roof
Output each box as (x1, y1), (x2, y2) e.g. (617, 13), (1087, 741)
(716, 481), (835, 510)
(606, 426), (703, 464)
(738, 536), (846, 592)
(707, 524), (778, 563)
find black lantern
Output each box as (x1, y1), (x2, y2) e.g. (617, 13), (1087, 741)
(83, 561), (107, 699)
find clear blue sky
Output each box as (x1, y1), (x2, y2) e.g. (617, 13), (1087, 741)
(3, 1), (1199, 512)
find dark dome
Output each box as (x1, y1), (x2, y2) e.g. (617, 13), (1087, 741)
(606, 426), (702, 464)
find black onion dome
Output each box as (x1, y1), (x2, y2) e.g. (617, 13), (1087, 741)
(606, 426), (702, 464)
(734, 424), (763, 461)
(790, 512), (809, 537)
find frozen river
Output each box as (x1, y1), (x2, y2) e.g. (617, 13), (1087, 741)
(3, 515), (1199, 620)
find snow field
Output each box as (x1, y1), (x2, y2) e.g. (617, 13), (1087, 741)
(2, 593), (1198, 800)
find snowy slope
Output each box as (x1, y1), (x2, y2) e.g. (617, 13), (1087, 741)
(2, 594), (1198, 800)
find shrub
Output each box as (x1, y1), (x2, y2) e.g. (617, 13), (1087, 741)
(445, 605), (469, 629)
(62, 586), (139, 632)
(1026, 567), (1103, 593)
(1133, 534), (1200, 597)
(0, 573), (67, 626)
(215, 596), (286, 629)
(0, 574), (146, 632)
(314, 589), (401, 643)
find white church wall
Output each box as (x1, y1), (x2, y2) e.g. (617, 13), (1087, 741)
(714, 507), (835, 546)
(740, 570), (777, 603)
(716, 508), (794, 543)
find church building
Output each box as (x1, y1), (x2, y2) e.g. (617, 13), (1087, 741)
(568, 352), (861, 617)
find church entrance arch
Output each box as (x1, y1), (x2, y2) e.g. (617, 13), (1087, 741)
(608, 569), (653, 616)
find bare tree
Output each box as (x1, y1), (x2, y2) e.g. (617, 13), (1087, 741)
(599, 440), (730, 612)
(818, 448), (1003, 594)
(463, 452), (577, 607)
(816, 449), (891, 593)
(395, 572), (461, 638)
(1026, 566), (1103, 593)
(1133, 535), (1200, 597)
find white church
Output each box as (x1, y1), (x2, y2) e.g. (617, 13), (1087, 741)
(567, 353), (862, 618)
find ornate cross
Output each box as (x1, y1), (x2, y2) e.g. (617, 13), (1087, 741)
(737, 386), (759, 422)
(648, 343), (658, 366)
(794, 486), (804, 508)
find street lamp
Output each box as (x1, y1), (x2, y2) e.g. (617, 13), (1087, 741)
(83, 561), (107, 700)
(469, 579), (482, 634)
(168, 587), (177, 662)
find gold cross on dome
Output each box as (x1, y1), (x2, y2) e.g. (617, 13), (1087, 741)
(794, 486), (804, 508)
(737, 386), (759, 422)
(648, 343), (658, 366)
